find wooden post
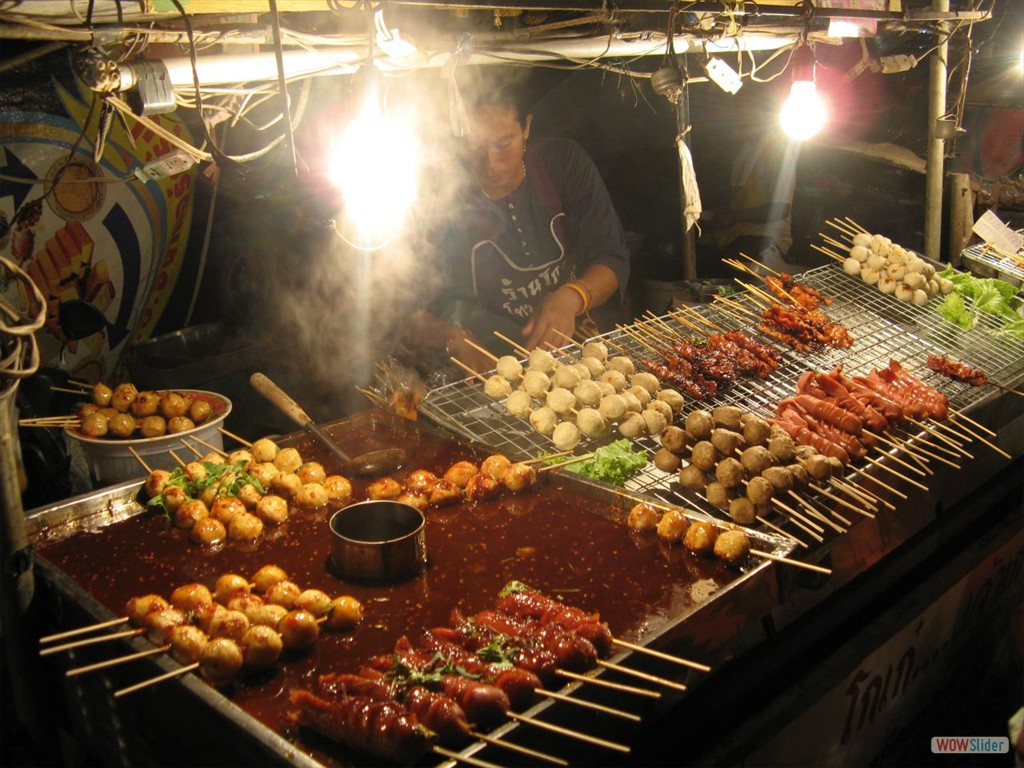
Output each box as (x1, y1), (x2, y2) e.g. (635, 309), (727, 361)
(948, 172), (974, 267)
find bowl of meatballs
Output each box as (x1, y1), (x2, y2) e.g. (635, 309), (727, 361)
(65, 382), (232, 486)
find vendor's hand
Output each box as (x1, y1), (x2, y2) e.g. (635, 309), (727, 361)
(522, 285), (581, 351)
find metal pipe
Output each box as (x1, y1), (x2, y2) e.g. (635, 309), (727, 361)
(924, 0), (949, 262)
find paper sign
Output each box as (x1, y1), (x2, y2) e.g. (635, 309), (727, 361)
(972, 210), (1024, 255)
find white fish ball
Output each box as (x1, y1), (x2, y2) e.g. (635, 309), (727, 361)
(551, 422), (581, 451)
(597, 381), (617, 397)
(628, 385), (652, 407)
(656, 389), (685, 414)
(506, 390), (533, 419)
(922, 263), (936, 279)
(912, 289), (930, 306)
(866, 253), (888, 271)
(528, 348), (556, 374)
(552, 364), (581, 390)
(522, 371), (552, 398)
(546, 387), (576, 416)
(617, 412), (647, 439)
(484, 375), (512, 400)
(571, 362), (592, 381)
(641, 408), (668, 436)
(878, 276), (899, 295)
(904, 271), (926, 290)
(852, 233), (872, 248)
(621, 391), (643, 414)
(599, 369), (627, 393)
(581, 341), (608, 363)
(895, 283), (915, 302)
(529, 406), (559, 436)
(926, 278), (940, 297)
(906, 258), (926, 274)
(579, 356), (605, 378)
(576, 408), (608, 438)
(849, 245), (871, 262)
(599, 394), (627, 421)
(496, 356), (523, 381)
(630, 372), (660, 394)
(870, 234), (886, 250)
(573, 380), (603, 407)
(861, 266), (881, 285)
(608, 356), (636, 377)
(843, 257), (862, 276)
(886, 263), (907, 281)
(939, 277), (955, 295)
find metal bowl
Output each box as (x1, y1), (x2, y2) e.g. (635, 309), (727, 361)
(329, 501), (427, 583)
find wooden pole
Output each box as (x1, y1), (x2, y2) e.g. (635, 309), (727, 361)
(948, 172), (974, 267)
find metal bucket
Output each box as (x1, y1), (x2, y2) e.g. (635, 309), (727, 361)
(329, 501), (427, 583)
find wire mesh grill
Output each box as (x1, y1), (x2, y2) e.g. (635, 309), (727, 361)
(419, 262), (1024, 535)
(961, 235), (1024, 291)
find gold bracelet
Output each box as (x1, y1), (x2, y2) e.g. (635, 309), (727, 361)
(563, 281), (591, 316)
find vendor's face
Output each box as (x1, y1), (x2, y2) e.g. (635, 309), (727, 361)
(462, 105), (532, 199)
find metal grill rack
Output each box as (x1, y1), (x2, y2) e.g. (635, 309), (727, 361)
(961, 236), (1024, 292)
(419, 262), (1024, 538)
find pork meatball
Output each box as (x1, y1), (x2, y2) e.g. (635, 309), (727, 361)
(496, 355), (524, 381)
(740, 446), (776, 476)
(502, 463), (537, 494)
(761, 466), (794, 492)
(429, 479), (462, 507)
(405, 469), (438, 494)
(714, 530), (751, 567)
(212, 496), (246, 525)
(130, 391), (161, 418)
(111, 383), (139, 413)
(91, 383), (113, 407)
(79, 412), (109, 438)
(199, 638), (244, 684)
(573, 380), (603, 407)
(158, 391), (187, 418)
(484, 375), (512, 400)
(228, 512), (264, 542)
(529, 406), (559, 436)
(240, 625), (283, 671)
(710, 428), (745, 457)
(715, 457), (746, 489)
(190, 517), (227, 547)
(480, 454), (511, 482)
(169, 625), (208, 665)
(444, 460), (480, 489)
(266, 580), (302, 610)
(656, 389), (685, 414)
(712, 405), (744, 430)
(140, 415), (167, 438)
(683, 521), (719, 556)
(745, 475), (775, 505)
(278, 609), (320, 651)
(653, 447), (682, 473)
(249, 603), (289, 629)
(546, 387), (577, 416)
(297, 462), (326, 485)
(801, 454), (831, 481)
(656, 509), (690, 543)
(465, 472), (501, 502)
(571, 362), (592, 381)
(166, 416), (195, 435)
(505, 390), (534, 419)
(252, 564), (288, 593)
(208, 609), (250, 642)
(678, 464), (708, 492)
(704, 482), (735, 511)
(367, 477), (403, 501)
(273, 447), (303, 474)
(170, 583), (213, 613)
(108, 413), (137, 438)
(628, 385), (652, 408)
(742, 416), (772, 446)
(685, 409), (714, 440)
(144, 608), (188, 646)
(579, 356), (605, 378)
(125, 594), (169, 627)
(250, 437), (279, 463)
(296, 589), (332, 617)
(728, 497), (757, 525)
(621, 391), (643, 414)
(319, 474), (350, 501)
(551, 422), (581, 451)
(528, 348), (557, 374)
(270, 472), (302, 498)
(768, 434), (796, 463)
(689, 441), (719, 473)
(324, 596), (364, 631)
(397, 491), (429, 512)
(627, 502), (660, 532)
(617, 412), (647, 439)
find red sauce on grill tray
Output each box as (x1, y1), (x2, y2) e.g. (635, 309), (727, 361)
(33, 412), (747, 766)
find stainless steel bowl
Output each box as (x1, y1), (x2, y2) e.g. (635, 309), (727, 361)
(329, 501), (427, 583)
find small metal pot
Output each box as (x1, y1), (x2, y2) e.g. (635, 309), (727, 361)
(329, 501), (427, 583)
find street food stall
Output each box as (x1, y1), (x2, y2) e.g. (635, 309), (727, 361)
(1, 2), (1022, 767)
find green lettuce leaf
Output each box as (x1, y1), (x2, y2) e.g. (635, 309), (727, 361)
(937, 293), (975, 329)
(549, 439), (648, 486)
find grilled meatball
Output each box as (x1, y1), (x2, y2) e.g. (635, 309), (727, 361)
(685, 409), (714, 440)
(405, 469), (438, 494)
(712, 405), (744, 430)
(617, 412), (647, 439)
(660, 425), (688, 454)
(445, 460), (480, 489)
(166, 416), (195, 435)
(144, 469), (172, 498)
(297, 462), (326, 485)
(529, 406), (559, 436)
(576, 408), (608, 439)
(710, 428), (745, 457)
(429, 479), (462, 507)
(466, 472), (501, 502)
(252, 564), (288, 592)
(212, 496), (246, 525)
(683, 521), (719, 556)
(740, 446), (776, 476)
(573, 380), (603, 408)
(214, 573), (251, 604)
(506, 390), (533, 419)
(581, 341), (609, 362)
(628, 384), (652, 408)
(742, 416), (772, 446)
(715, 457), (746, 489)
(174, 499), (210, 530)
(270, 472), (302, 498)
(768, 434), (796, 463)
(522, 371), (552, 398)
(169, 625), (208, 665)
(627, 502), (660, 532)
(108, 413), (137, 438)
(199, 638), (244, 684)
(249, 603), (289, 629)
(552, 364), (581, 390)
(728, 497), (757, 525)
(496, 355), (524, 381)
(762, 466), (794, 492)
(552, 422), (581, 451)
(158, 391), (186, 418)
(266, 580), (302, 610)
(714, 530), (751, 567)
(502, 463), (537, 494)
(484, 375), (512, 400)
(241, 625), (283, 671)
(629, 372), (660, 394)
(528, 348), (557, 374)
(323, 475), (353, 501)
(208, 609), (250, 642)
(705, 482), (735, 511)
(140, 415), (167, 438)
(144, 608), (189, 645)
(745, 476), (775, 505)
(125, 594), (169, 627)
(608, 356), (636, 377)
(678, 464), (709, 492)
(190, 517), (227, 546)
(480, 455), (511, 482)
(273, 447), (303, 474)
(654, 447), (682, 473)
(656, 509), (690, 543)
(801, 453), (831, 481)
(690, 441), (719, 473)
(250, 437), (279, 463)
(397, 491), (429, 512)
(170, 583), (213, 613)
(278, 610), (320, 651)
(546, 387), (577, 417)
(367, 477), (403, 501)
(323, 596), (363, 632)
(91, 383), (113, 407)
(296, 589), (332, 617)
(599, 370), (628, 393)
(656, 389), (685, 414)
(599, 394), (627, 422)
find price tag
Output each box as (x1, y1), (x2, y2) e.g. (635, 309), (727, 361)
(972, 210), (1024, 255)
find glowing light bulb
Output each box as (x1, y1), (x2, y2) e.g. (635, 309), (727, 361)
(780, 80), (827, 141)
(328, 72), (420, 246)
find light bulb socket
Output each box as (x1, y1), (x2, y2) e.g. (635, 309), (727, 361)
(791, 42), (816, 84)
(651, 65), (684, 101)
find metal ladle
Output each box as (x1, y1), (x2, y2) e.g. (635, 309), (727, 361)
(249, 372), (405, 477)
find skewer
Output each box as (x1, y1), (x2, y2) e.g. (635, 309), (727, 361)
(189, 435), (228, 457)
(552, 329), (583, 349)
(614, 326), (662, 357)
(358, 387), (387, 407)
(610, 638), (711, 672)
(847, 464), (908, 500)
(818, 233), (849, 252)
(18, 417), (81, 427)
(433, 746), (505, 768)
(464, 338), (499, 363)
(493, 331), (530, 357)
(537, 688), (641, 722)
(218, 427), (252, 447)
(179, 438), (203, 457)
(737, 251), (781, 275)
(771, 497), (827, 534)
(749, 549), (831, 575)
(167, 449), (187, 469)
(772, 509), (825, 543)
(450, 356), (485, 380)
(789, 490), (851, 528)
(39, 627), (145, 656)
(67, 378), (93, 388)
(128, 446), (151, 474)
(906, 420), (969, 456)
(665, 309), (710, 337)
(468, 731), (569, 766)
(810, 484), (875, 519)
(40, 617), (128, 644)
(756, 515), (808, 548)
(866, 431), (935, 472)
(707, 301), (753, 326)
(783, 495), (846, 534)
(553, 668), (660, 698)
(811, 243), (846, 263)
(831, 476), (894, 511)
(537, 453), (595, 473)
(50, 386), (91, 397)
(507, 712), (630, 753)
(861, 455), (929, 491)
(66, 645), (170, 677)
(712, 295), (760, 319)
(595, 660), (687, 692)
(844, 216), (869, 233)
(825, 218), (858, 238)
(113, 663), (198, 698)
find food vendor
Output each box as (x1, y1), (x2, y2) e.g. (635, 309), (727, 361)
(401, 70), (631, 376)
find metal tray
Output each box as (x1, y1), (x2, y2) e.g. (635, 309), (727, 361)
(27, 411), (793, 768)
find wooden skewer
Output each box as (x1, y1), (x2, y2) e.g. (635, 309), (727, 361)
(789, 490), (851, 528)
(450, 356), (485, 379)
(537, 688), (641, 721)
(66, 645), (170, 677)
(756, 515), (808, 548)
(861, 455), (929, 491)
(810, 484), (875, 519)
(127, 446), (151, 474)
(906, 420), (969, 457)
(433, 745), (505, 768)
(844, 216), (869, 233)
(468, 731), (569, 766)
(537, 453), (595, 473)
(772, 508), (825, 542)
(610, 638), (711, 672)
(552, 329), (583, 349)
(553, 667), (660, 698)
(866, 431), (935, 472)
(847, 464), (908, 500)
(179, 438), (203, 457)
(947, 411), (1010, 458)
(831, 476), (895, 512)
(493, 331), (530, 357)
(40, 617), (129, 644)
(359, 386), (386, 407)
(39, 627), (145, 656)
(18, 416), (81, 426)
(666, 309), (710, 337)
(712, 295), (760, 319)
(737, 251), (782, 275)
(811, 243), (846, 263)
(818, 233), (849, 252)
(189, 435), (228, 457)
(50, 386), (91, 396)
(596, 660), (687, 692)
(218, 427), (252, 447)
(750, 549), (831, 575)
(114, 662), (198, 698)
(826, 218), (858, 238)
(507, 712), (630, 753)
(167, 449), (187, 469)
(771, 497), (827, 534)
(464, 338), (499, 363)
(67, 377), (93, 387)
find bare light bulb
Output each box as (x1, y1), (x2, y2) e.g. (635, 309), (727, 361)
(780, 80), (827, 141)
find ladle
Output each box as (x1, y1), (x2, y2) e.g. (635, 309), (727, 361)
(249, 372), (405, 476)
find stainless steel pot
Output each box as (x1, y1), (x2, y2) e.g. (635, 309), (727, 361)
(329, 501), (427, 583)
